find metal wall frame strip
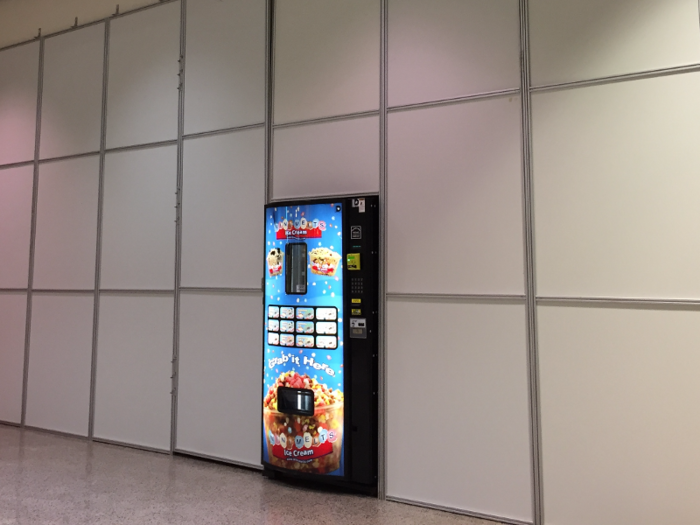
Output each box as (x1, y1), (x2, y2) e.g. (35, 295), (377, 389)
(387, 292), (526, 303)
(88, 19), (110, 440)
(378, 0), (388, 502)
(537, 296), (700, 309)
(20, 37), (45, 427)
(272, 109), (380, 130)
(265, 0), (274, 204)
(173, 449), (264, 470)
(170, 0), (187, 454)
(387, 496), (532, 525)
(387, 88), (521, 114)
(519, 1), (543, 524)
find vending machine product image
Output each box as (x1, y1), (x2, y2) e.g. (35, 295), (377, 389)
(262, 196), (378, 493)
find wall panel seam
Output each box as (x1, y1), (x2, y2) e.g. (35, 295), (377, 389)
(20, 36), (45, 427)
(387, 88), (521, 114)
(519, 0), (543, 523)
(531, 63), (700, 94)
(170, 0), (187, 454)
(378, 0), (388, 502)
(88, 19), (110, 440)
(273, 110), (380, 130)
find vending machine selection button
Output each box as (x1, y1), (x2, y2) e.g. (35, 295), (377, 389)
(351, 308), (362, 316)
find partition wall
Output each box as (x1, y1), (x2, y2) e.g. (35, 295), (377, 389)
(1, 1), (699, 524)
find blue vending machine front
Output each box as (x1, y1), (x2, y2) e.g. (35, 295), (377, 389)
(262, 201), (347, 477)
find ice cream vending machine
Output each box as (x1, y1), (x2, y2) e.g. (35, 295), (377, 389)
(262, 196), (378, 493)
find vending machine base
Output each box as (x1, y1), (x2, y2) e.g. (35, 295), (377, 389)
(261, 196), (379, 495)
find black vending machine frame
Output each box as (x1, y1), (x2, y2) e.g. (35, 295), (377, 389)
(261, 195), (379, 495)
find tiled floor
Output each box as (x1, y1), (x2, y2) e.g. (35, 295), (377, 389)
(0, 425), (501, 525)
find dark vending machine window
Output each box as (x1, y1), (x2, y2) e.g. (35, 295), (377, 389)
(285, 242), (307, 295)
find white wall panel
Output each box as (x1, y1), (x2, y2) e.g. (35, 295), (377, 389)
(388, 99), (524, 295)
(272, 116), (379, 199)
(539, 304), (700, 525)
(533, 73), (700, 299)
(274, 0), (380, 124)
(181, 129), (264, 288)
(530, 0), (700, 86)
(0, 42), (39, 165)
(94, 294), (173, 450)
(106, 2), (180, 148)
(184, 0), (266, 134)
(33, 157), (99, 290)
(40, 24), (104, 159)
(176, 292), (262, 465)
(101, 146), (176, 289)
(0, 166), (34, 288)
(388, 0), (520, 107)
(387, 298), (533, 522)
(0, 292), (27, 424)
(25, 293), (93, 436)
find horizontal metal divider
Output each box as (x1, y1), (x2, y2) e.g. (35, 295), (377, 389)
(179, 286), (262, 294)
(386, 496), (532, 525)
(104, 139), (178, 155)
(0, 420), (21, 428)
(92, 436), (170, 455)
(182, 122), (265, 141)
(38, 151), (100, 165)
(23, 425), (89, 441)
(99, 289), (175, 295)
(173, 449), (264, 470)
(537, 296), (700, 309)
(387, 88), (521, 114)
(387, 292), (526, 303)
(32, 289), (95, 295)
(268, 191), (379, 204)
(530, 63), (700, 94)
(0, 288), (29, 293)
(0, 160), (35, 170)
(272, 109), (380, 130)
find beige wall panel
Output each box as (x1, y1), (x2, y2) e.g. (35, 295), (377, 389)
(106, 2), (180, 149)
(0, 292), (27, 424)
(40, 24), (104, 159)
(181, 129), (265, 288)
(388, 0), (520, 107)
(25, 294), (94, 436)
(272, 116), (380, 200)
(0, 42), (39, 165)
(184, 0), (266, 134)
(101, 147), (176, 290)
(388, 98), (524, 295)
(274, 0), (380, 124)
(533, 72), (700, 299)
(530, 0), (700, 86)
(176, 292), (263, 466)
(33, 157), (99, 290)
(387, 298), (533, 522)
(0, 166), (34, 288)
(539, 304), (700, 525)
(94, 294), (173, 451)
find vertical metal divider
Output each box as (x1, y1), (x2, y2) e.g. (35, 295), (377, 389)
(265, 0), (275, 204)
(170, 0), (187, 453)
(519, 1), (543, 524)
(20, 37), (45, 427)
(378, 0), (388, 501)
(88, 20), (110, 440)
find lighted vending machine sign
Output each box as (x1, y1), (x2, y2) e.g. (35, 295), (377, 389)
(262, 202), (346, 476)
